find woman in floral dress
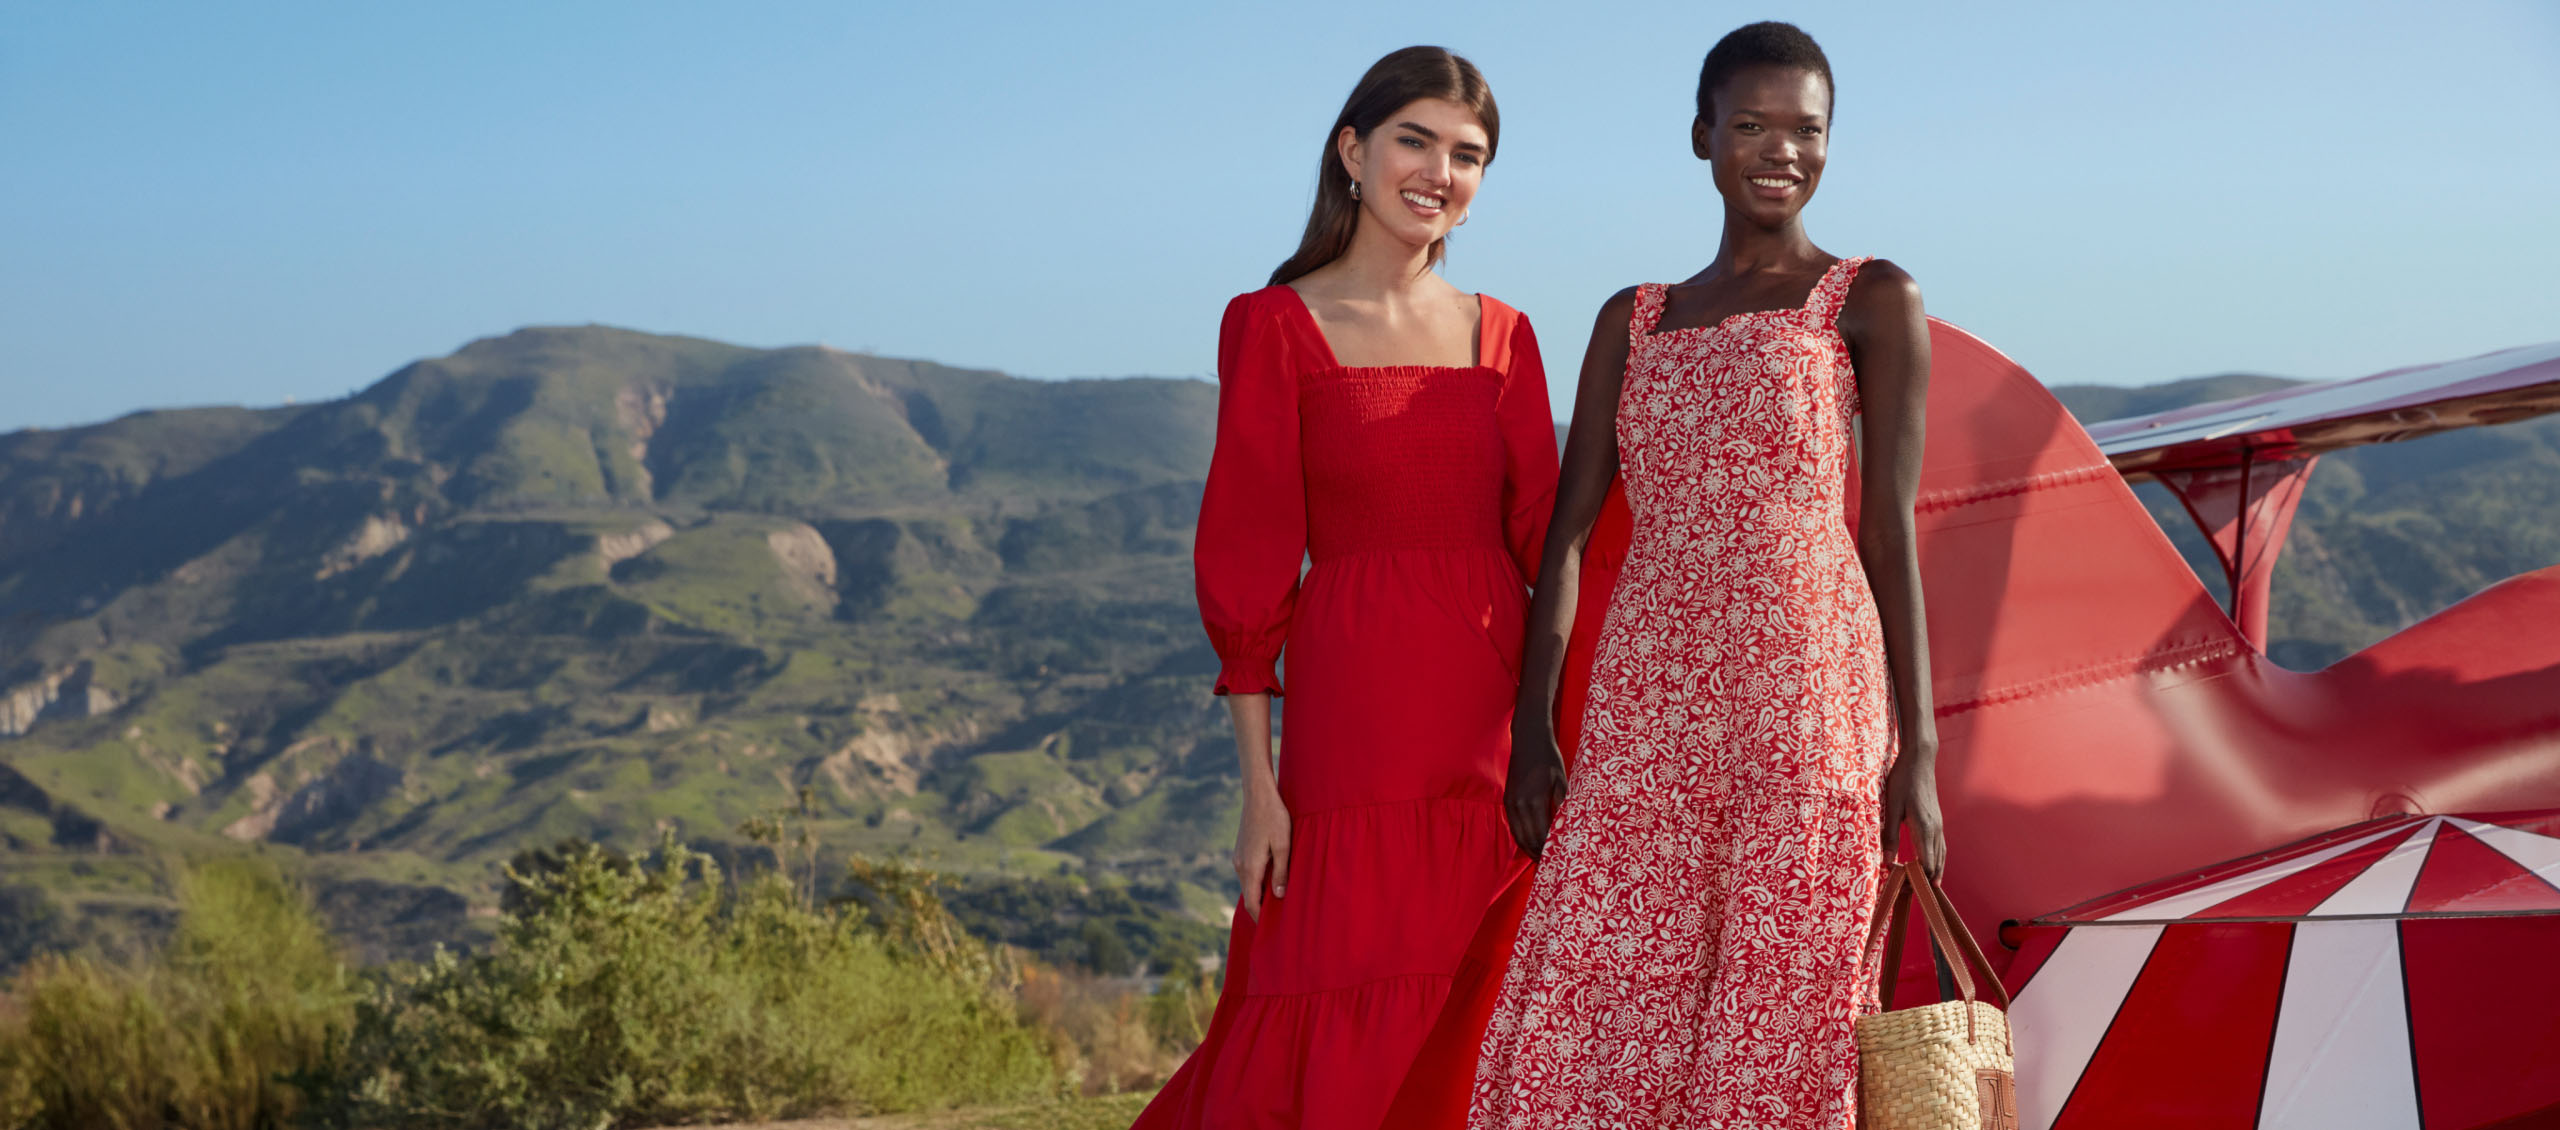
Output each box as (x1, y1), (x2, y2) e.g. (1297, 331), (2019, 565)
(1472, 23), (1944, 1130)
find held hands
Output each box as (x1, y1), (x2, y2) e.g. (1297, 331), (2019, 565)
(1881, 731), (1947, 878)
(1504, 717), (1570, 859)
(1233, 785), (1292, 921)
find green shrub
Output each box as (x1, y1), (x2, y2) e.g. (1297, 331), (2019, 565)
(305, 837), (1058, 1129)
(0, 841), (1089, 1129)
(840, 853), (1023, 996)
(0, 859), (351, 1130)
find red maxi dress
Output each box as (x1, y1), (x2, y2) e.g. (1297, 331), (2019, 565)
(1133, 284), (1559, 1130)
(1470, 259), (1894, 1130)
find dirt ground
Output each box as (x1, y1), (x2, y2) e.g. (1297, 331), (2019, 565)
(701, 1092), (1150, 1130)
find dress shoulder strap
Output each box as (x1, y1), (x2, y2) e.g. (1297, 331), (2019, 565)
(1477, 293), (1519, 372)
(1628, 283), (1669, 345)
(1807, 256), (1874, 328)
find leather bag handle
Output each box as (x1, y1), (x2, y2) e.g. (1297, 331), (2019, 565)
(1865, 861), (2012, 1040)
(1873, 868), (1930, 1011)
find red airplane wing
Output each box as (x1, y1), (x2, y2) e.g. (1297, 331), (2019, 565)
(2076, 340), (2560, 647)
(2086, 341), (2560, 478)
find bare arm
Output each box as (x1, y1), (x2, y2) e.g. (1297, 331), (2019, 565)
(1504, 287), (1638, 858)
(1839, 260), (1944, 877)
(1225, 693), (1289, 918)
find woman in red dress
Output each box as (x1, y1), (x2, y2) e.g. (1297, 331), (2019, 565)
(1474, 23), (1944, 1129)
(1132, 46), (1559, 1130)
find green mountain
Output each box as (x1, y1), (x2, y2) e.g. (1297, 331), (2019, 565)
(4, 331), (2551, 966)
(2042, 373), (2302, 425)
(0, 326), (1227, 964)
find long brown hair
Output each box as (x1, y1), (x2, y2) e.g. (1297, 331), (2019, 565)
(1269, 46), (1500, 287)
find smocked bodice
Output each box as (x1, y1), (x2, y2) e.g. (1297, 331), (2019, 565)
(1299, 365), (1512, 563)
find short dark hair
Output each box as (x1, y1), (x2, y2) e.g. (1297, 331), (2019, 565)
(1696, 21), (1833, 121)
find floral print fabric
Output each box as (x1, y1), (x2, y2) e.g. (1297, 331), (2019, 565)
(1470, 259), (1893, 1130)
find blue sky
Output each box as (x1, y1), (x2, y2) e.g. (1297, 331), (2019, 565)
(3, 1), (2556, 431)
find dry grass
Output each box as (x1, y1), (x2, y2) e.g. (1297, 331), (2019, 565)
(0, 860), (352, 1130)
(1015, 961), (1214, 1097)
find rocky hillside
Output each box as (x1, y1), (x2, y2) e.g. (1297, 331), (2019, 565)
(3, 330), (2551, 964)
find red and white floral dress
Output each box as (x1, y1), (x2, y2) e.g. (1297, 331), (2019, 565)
(1470, 258), (1893, 1130)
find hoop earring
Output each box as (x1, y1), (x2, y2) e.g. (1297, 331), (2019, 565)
(1456, 211), (1469, 226)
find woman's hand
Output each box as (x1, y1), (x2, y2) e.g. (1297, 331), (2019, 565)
(1233, 784), (1292, 920)
(1881, 731), (1946, 877)
(1505, 717), (1570, 858)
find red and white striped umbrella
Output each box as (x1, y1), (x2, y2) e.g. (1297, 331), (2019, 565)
(2002, 810), (2560, 1129)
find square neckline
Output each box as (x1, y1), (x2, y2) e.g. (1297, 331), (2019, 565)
(1278, 284), (1493, 372)
(1639, 258), (1853, 340)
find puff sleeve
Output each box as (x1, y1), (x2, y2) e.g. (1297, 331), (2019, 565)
(1193, 293), (1307, 696)
(1494, 312), (1560, 586)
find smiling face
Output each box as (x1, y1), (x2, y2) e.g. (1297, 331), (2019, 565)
(1693, 64), (1831, 229)
(1339, 97), (1490, 250)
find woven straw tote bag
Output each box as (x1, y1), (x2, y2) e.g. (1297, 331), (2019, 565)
(1855, 861), (2017, 1130)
